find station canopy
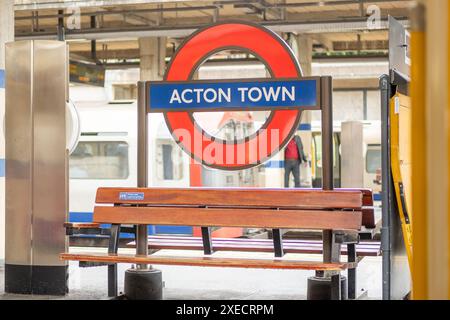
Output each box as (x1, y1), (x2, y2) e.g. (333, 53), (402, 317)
(14, 0), (412, 79)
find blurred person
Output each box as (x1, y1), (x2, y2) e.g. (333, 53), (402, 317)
(284, 134), (307, 188)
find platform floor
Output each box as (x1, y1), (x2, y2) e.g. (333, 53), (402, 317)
(0, 247), (382, 300)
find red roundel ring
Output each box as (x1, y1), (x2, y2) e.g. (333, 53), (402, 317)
(164, 21), (303, 170)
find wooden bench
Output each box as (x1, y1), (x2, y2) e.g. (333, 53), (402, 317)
(61, 187), (371, 300)
(121, 187), (378, 256)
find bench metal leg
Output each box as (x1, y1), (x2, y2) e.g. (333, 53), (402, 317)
(322, 230), (342, 263)
(108, 265), (118, 298)
(108, 224), (120, 297)
(347, 243), (357, 300)
(201, 227), (214, 255)
(331, 274), (341, 300)
(272, 229), (284, 257)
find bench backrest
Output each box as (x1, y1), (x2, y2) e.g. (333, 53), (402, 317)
(93, 188), (366, 231)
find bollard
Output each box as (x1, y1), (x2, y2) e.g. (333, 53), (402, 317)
(124, 268), (163, 300)
(307, 276), (348, 300)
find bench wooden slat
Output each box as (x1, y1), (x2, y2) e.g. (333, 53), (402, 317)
(95, 187), (363, 210)
(60, 253), (356, 271)
(125, 237), (381, 256)
(138, 235), (378, 246)
(93, 206), (362, 231)
(362, 208), (375, 228)
(298, 188), (374, 228)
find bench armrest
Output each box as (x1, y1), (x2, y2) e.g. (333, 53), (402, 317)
(64, 222), (101, 229)
(64, 222), (102, 236)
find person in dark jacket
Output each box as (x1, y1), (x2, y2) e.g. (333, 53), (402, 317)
(284, 135), (307, 188)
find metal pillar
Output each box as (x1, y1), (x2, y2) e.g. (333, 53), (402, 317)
(380, 75), (391, 300)
(0, 0), (14, 264)
(137, 81), (149, 267)
(5, 40), (68, 295)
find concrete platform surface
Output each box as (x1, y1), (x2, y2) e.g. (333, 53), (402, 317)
(0, 248), (382, 300)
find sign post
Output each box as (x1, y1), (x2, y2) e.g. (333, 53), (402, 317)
(133, 21), (336, 299)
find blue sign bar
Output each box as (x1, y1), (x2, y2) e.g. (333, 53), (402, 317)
(148, 78), (319, 112)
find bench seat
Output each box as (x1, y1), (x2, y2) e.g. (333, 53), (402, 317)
(127, 236), (381, 257)
(61, 252), (357, 271)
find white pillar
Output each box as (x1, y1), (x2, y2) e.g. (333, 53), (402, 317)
(139, 37), (166, 81)
(295, 35), (313, 77)
(0, 0), (14, 262)
(340, 121), (364, 187)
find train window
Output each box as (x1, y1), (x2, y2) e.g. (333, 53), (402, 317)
(156, 142), (184, 181)
(366, 148), (382, 174)
(69, 141), (129, 179)
(162, 144), (174, 180)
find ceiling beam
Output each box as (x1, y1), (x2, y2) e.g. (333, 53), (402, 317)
(15, 16), (409, 41)
(14, 0), (191, 11)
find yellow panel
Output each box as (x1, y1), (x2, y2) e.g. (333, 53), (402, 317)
(390, 94), (413, 272)
(448, 0), (450, 300)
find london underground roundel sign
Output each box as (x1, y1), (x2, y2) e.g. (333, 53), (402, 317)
(145, 21), (321, 170)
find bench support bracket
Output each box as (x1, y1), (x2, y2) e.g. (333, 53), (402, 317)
(347, 243), (357, 299)
(272, 229), (284, 257)
(201, 227), (214, 255)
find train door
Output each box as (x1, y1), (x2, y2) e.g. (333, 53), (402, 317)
(311, 132), (341, 188)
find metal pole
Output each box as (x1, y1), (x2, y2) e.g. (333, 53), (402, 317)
(137, 81), (149, 269)
(380, 74), (391, 299)
(320, 76), (340, 264)
(321, 76), (333, 191)
(90, 16), (97, 63)
(57, 9), (65, 41)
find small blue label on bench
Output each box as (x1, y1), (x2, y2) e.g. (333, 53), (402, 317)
(119, 192), (145, 201)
